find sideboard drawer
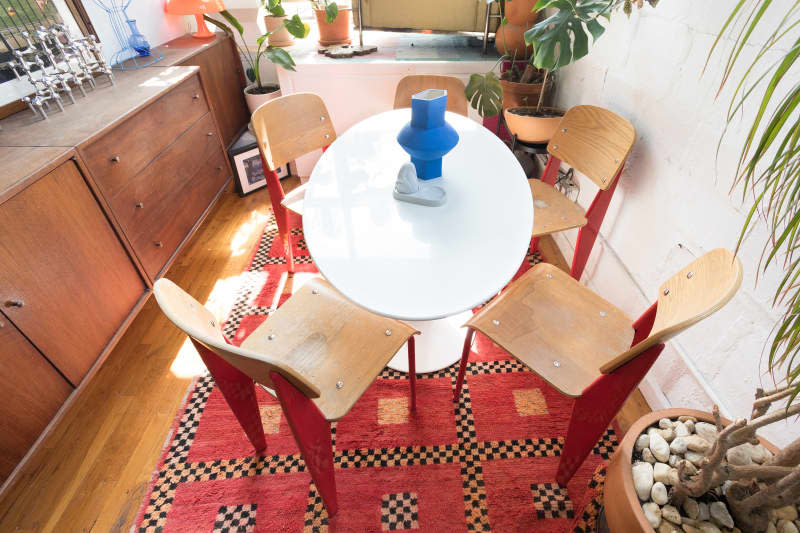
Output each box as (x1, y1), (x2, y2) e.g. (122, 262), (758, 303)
(113, 113), (227, 278)
(81, 74), (209, 198)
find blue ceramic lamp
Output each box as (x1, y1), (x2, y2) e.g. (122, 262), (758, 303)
(397, 89), (459, 180)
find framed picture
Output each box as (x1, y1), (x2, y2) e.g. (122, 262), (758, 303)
(228, 130), (289, 196)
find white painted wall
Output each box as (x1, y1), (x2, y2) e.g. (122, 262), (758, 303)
(551, 1), (799, 446)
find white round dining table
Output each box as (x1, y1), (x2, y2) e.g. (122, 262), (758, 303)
(303, 109), (533, 373)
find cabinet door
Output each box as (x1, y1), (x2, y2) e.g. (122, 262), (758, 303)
(0, 314), (72, 482)
(0, 160), (146, 385)
(181, 37), (249, 147)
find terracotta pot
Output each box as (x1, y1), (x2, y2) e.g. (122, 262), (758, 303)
(244, 84), (281, 114)
(500, 78), (546, 109)
(494, 23), (531, 58)
(604, 408), (781, 533)
(265, 15), (293, 47)
(503, 106), (564, 143)
(314, 6), (352, 46)
(503, 0), (538, 25)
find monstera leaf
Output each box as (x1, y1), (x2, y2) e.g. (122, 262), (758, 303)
(465, 71), (503, 118)
(325, 2), (338, 24)
(524, 0), (611, 70)
(284, 14), (311, 39)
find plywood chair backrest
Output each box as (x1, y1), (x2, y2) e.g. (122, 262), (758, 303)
(600, 249), (742, 373)
(393, 75), (469, 117)
(153, 278), (321, 398)
(547, 105), (635, 190)
(251, 92), (337, 171)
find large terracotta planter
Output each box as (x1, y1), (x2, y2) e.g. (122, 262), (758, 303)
(314, 6), (352, 46)
(494, 23), (531, 58)
(244, 84), (281, 114)
(504, 106), (564, 143)
(500, 78), (547, 109)
(604, 408), (780, 533)
(265, 15), (293, 47)
(504, 0), (538, 25)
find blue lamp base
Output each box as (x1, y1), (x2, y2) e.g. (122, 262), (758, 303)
(397, 89), (459, 181)
(411, 157), (442, 180)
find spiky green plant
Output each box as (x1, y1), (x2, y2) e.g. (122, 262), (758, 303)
(710, 0), (800, 405)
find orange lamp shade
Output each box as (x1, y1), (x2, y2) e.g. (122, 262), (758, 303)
(165, 0), (225, 39)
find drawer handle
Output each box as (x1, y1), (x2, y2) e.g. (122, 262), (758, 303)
(207, 132), (213, 137)
(154, 241), (163, 247)
(193, 94), (200, 100)
(6, 299), (23, 308)
(135, 202), (144, 209)
(111, 156), (120, 163)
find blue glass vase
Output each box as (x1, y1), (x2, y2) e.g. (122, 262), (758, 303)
(397, 89), (459, 180)
(126, 19), (151, 57)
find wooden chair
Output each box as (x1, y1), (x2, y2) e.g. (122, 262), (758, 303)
(532, 105), (636, 280)
(453, 249), (742, 486)
(393, 75), (469, 117)
(153, 277), (418, 516)
(251, 93), (337, 272)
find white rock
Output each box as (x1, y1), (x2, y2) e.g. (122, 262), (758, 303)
(670, 437), (689, 454)
(685, 451), (706, 466)
(651, 482), (669, 505)
(678, 415), (697, 423)
(766, 523), (778, 533)
(659, 522), (681, 533)
(776, 506), (799, 521)
(651, 432), (671, 462)
(686, 435), (711, 453)
(635, 434), (650, 452)
(750, 443), (772, 464)
(669, 454), (680, 467)
(654, 462), (671, 483)
(770, 508), (778, 521)
(697, 502), (710, 522)
(697, 522), (721, 533)
(662, 505), (682, 524)
(684, 419), (695, 433)
(643, 502), (662, 528)
(667, 468), (680, 486)
(726, 444), (753, 466)
(674, 421), (691, 437)
(660, 418), (675, 429)
(778, 520), (799, 533)
(642, 448), (657, 464)
(695, 422), (718, 443)
(710, 501), (734, 529)
(632, 462), (654, 501)
(680, 459), (698, 476)
(683, 525), (702, 533)
(683, 498), (700, 520)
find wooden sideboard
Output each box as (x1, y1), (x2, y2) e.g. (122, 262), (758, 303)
(0, 34), (248, 485)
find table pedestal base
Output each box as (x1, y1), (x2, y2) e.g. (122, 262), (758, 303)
(387, 310), (473, 373)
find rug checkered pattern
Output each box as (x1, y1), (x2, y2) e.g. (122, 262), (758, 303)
(135, 211), (616, 532)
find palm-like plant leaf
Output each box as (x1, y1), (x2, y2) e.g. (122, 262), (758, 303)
(465, 72), (503, 117)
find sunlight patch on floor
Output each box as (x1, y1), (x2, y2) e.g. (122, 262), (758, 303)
(230, 209), (271, 257)
(170, 337), (207, 378)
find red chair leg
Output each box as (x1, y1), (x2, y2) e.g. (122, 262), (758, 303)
(191, 340), (267, 452)
(453, 328), (475, 401)
(408, 335), (417, 411)
(270, 371), (338, 517)
(555, 343), (664, 486)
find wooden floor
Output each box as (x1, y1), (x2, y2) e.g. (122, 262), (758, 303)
(0, 181), (650, 532)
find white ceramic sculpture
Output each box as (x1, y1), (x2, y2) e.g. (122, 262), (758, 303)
(393, 162), (446, 207)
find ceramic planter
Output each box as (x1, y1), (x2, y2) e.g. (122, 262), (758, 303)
(504, 0), (538, 25)
(314, 6), (352, 46)
(604, 408), (780, 533)
(503, 106), (564, 143)
(500, 78), (547, 109)
(244, 84), (281, 114)
(265, 15), (293, 47)
(396, 89), (459, 180)
(495, 23), (531, 58)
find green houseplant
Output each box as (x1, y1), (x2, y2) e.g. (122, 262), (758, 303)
(205, 10), (310, 112)
(263, 0), (294, 47)
(310, 0), (351, 46)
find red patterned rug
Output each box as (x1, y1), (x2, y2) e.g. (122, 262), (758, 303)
(135, 212), (616, 532)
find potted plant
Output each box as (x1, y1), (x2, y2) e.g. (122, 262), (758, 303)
(494, 0), (538, 58)
(205, 10), (310, 113)
(263, 0), (294, 47)
(311, 0), (351, 46)
(604, 388), (798, 533)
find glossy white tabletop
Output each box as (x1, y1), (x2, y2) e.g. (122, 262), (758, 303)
(303, 109), (533, 322)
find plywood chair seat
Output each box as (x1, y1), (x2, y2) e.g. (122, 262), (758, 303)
(530, 180), (588, 238)
(238, 277), (416, 420)
(393, 75), (468, 116)
(454, 249), (743, 486)
(280, 182), (306, 216)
